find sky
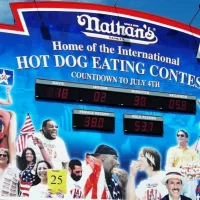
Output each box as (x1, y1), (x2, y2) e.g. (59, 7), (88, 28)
(1, 0), (200, 29)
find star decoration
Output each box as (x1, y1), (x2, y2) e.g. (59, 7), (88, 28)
(0, 70), (10, 84)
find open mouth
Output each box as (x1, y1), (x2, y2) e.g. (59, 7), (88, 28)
(111, 168), (120, 174)
(51, 132), (57, 137)
(38, 171), (47, 177)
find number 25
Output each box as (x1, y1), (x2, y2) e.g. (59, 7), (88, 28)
(51, 175), (62, 185)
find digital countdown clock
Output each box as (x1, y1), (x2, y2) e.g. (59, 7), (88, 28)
(124, 114), (163, 135)
(35, 78), (196, 114)
(72, 109), (115, 132)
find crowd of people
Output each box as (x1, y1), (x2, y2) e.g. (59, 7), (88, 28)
(0, 85), (200, 199)
(9, 127), (200, 199)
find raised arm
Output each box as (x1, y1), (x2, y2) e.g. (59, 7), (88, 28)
(165, 147), (175, 169)
(59, 139), (69, 169)
(8, 111), (16, 165)
(126, 161), (139, 200)
(32, 136), (54, 168)
(0, 86), (12, 105)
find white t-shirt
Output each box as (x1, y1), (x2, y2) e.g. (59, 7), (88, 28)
(66, 176), (84, 199)
(0, 164), (19, 197)
(27, 132), (70, 169)
(29, 183), (49, 198)
(136, 171), (168, 200)
(29, 183), (66, 199)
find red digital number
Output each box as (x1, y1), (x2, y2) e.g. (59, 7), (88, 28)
(141, 121), (147, 132)
(169, 99), (187, 111)
(93, 91), (107, 103)
(134, 120), (140, 131)
(98, 118), (104, 128)
(55, 88), (62, 98)
(134, 96), (147, 107)
(134, 120), (154, 132)
(148, 122), (154, 132)
(84, 116), (104, 128)
(181, 101), (187, 110)
(61, 88), (68, 99)
(84, 116), (90, 127)
(91, 117), (98, 128)
(51, 87), (68, 99)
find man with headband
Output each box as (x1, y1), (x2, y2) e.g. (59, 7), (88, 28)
(161, 168), (191, 200)
(127, 147), (168, 200)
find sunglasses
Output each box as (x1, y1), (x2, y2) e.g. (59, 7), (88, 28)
(177, 134), (185, 138)
(0, 154), (7, 158)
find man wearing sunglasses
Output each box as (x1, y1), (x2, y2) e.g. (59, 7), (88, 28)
(0, 148), (19, 196)
(27, 119), (70, 169)
(165, 130), (199, 200)
(165, 130), (199, 169)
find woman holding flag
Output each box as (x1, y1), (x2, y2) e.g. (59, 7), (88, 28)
(18, 148), (37, 197)
(18, 140), (54, 196)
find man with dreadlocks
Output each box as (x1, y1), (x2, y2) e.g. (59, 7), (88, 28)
(127, 147), (168, 200)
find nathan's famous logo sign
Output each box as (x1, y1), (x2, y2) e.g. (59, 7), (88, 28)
(77, 14), (158, 45)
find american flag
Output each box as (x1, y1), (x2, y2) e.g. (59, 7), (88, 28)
(84, 155), (109, 199)
(16, 113), (35, 156)
(19, 177), (33, 197)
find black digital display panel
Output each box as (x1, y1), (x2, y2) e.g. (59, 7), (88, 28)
(73, 109), (115, 132)
(35, 78), (196, 114)
(124, 114), (163, 135)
